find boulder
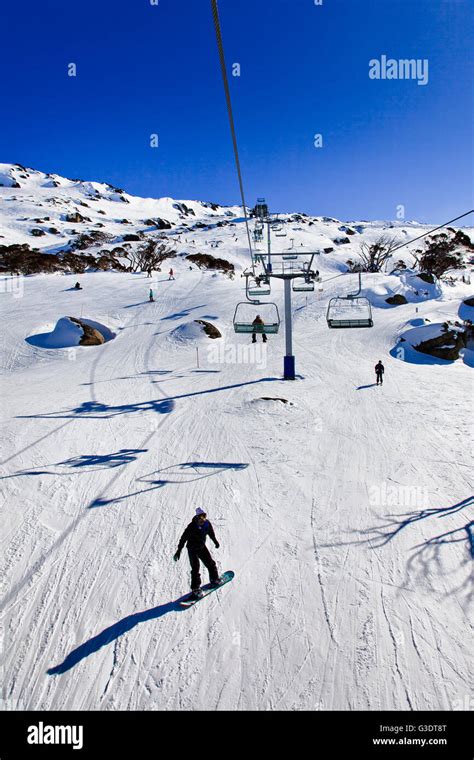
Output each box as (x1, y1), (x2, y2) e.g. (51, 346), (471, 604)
(65, 212), (91, 224)
(69, 317), (105, 346)
(414, 328), (467, 361)
(385, 294), (408, 306)
(195, 320), (222, 339)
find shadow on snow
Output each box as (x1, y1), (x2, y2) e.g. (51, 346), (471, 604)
(47, 599), (189, 676)
(88, 461), (248, 508)
(17, 378), (279, 421)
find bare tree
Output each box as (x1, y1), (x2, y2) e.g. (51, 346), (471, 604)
(358, 235), (400, 272)
(124, 238), (176, 273)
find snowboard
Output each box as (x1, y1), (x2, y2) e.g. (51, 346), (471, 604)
(179, 571), (234, 608)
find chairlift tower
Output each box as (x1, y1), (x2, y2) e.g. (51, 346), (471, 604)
(242, 200), (322, 380)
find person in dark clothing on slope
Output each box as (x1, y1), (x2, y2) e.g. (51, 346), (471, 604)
(375, 360), (385, 385)
(174, 508), (222, 598)
(252, 315), (267, 344)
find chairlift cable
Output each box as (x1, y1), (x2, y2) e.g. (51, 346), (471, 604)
(386, 209), (474, 257)
(211, 0), (254, 271)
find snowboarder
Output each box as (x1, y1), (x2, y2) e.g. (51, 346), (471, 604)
(169, 268), (175, 280)
(375, 360), (385, 385)
(174, 508), (222, 599)
(74, 282), (82, 290)
(252, 315), (267, 344)
(149, 289), (155, 303)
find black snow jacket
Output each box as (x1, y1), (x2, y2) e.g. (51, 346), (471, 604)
(178, 518), (219, 552)
(375, 362), (385, 375)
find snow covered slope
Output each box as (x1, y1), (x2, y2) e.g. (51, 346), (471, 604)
(0, 165), (472, 711)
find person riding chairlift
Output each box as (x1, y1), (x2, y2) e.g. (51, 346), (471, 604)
(252, 314), (267, 344)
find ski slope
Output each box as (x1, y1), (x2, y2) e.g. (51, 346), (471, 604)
(1, 167), (472, 711)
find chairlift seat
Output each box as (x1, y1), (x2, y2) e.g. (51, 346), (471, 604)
(326, 296), (373, 328)
(293, 279), (315, 293)
(233, 302), (280, 334)
(248, 280), (271, 297)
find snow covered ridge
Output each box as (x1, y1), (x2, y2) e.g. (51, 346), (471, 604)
(2, 162), (473, 280)
(0, 162), (243, 271)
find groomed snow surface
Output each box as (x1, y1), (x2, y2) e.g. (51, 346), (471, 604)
(1, 267), (472, 712)
(0, 165), (472, 710)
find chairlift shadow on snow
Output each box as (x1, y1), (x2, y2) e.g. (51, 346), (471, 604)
(17, 378), (279, 422)
(0, 449), (149, 481)
(88, 461), (249, 508)
(47, 600), (188, 676)
(161, 305), (207, 321)
(80, 370), (172, 385)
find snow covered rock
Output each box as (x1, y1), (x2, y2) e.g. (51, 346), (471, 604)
(26, 316), (113, 348)
(168, 320), (221, 345)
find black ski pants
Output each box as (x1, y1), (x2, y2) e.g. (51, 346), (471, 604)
(376, 371), (383, 384)
(188, 546), (218, 590)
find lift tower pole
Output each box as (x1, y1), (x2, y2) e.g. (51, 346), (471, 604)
(267, 216), (272, 274)
(283, 278), (295, 380)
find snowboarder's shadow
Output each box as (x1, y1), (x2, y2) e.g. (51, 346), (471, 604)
(47, 598), (189, 675)
(356, 383), (378, 390)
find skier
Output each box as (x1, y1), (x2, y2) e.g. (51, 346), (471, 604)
(74, 282), (82, 290)
(174, 508), (222, 599)
(147, 267), (152, 279)
(375, 360), (385, 385)
(252, 315), (267, 344)
(169, 268), (175, 281)
(149, 289), (155, 303)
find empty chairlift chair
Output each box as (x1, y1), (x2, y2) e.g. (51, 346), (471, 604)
(326, 295), (373, 328)
(326, 271), (374, 329)
(293, 278), (315, 293)
(233, 302), (280, 335)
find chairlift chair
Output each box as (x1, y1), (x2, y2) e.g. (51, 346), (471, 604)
(247, 277), (271, 297)
(293, 278), (315, 293)
(233, 302), (280, 334)
(326, 271), (374, 328)
(326, 296), (373, 328)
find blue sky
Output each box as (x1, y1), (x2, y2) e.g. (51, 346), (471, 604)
(1, 0), (472, 222)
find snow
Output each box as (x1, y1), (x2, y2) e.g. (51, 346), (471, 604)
(0, 165), (473, 712)
(25, 316), (84, 349)
(168, 321), (212, 345)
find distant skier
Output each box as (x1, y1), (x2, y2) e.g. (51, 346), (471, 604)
(252, 315), (268, 344)
(74, 282), (82, 290)
(147, 267), (152, 278)
(375, 360), (385, 385)
(174, 508), (222, 599)
(169, 268), (175, 280)
(149, 289), (155, 302)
